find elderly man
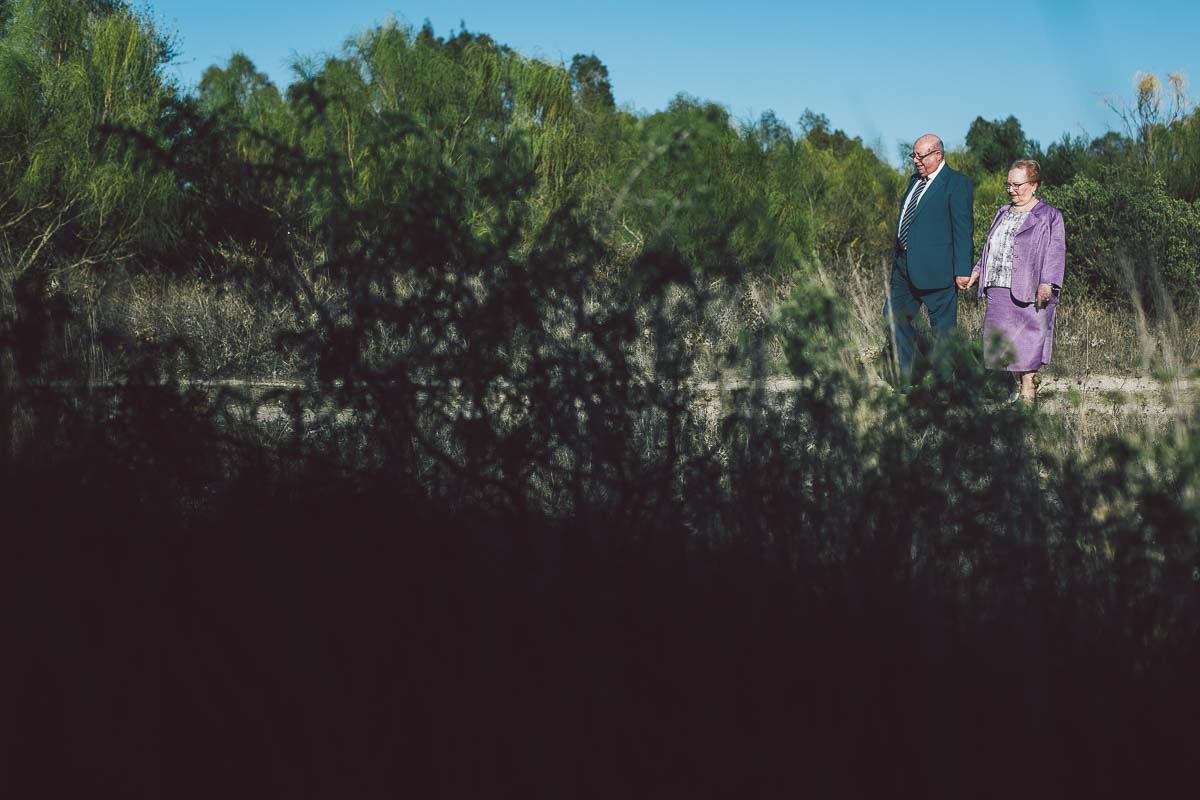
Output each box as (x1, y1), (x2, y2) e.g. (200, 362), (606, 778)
(886, 134), (974, 380)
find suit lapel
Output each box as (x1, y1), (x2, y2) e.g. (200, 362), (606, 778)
(1014, 203), (1042, 236)
(910, 169), (947, 223)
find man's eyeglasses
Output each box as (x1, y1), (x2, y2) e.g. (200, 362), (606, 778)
(911, 149), (942, 161)
(1004, 181), (1030, 190)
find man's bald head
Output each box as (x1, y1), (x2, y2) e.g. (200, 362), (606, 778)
(915, 134), (944, 153)
(912, 134), (945, 177)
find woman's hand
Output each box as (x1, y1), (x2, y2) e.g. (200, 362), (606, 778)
(1036, 283), (1053, 308)
(967, 271), (978, 288)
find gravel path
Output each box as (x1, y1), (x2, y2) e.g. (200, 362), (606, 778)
(42, 374), (1196, 423)
(695, 373), (1195, 411)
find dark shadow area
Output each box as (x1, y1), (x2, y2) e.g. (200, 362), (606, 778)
(3, 467), (1198, 799)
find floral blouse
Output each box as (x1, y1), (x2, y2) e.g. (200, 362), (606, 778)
(984, 209), (1030, 289)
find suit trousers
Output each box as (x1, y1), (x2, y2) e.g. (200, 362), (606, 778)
(885, 250), (958, 380)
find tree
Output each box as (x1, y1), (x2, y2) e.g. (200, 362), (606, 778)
(569, 53), (614, 112)
(1035, 133), (1089, 186)
(799, 108), (859, 158)
(1105, 71), (1190, 176)
(199, 53), (283, 120)
(964, 114), (1027, 173)
(1161, 107), (1200, 201)
(0, 0), (179, 378)
(1087, 130), (1129, 168)
(0, 0), (177, 274)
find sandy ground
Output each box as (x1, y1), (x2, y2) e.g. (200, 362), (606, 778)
(698, 373), (1193, 402)
(1035, 374), (1196, 414)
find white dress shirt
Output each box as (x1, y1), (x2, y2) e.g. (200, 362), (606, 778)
(897, 159), (946, 236)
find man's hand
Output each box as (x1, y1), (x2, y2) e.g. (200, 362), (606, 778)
(955, 276), (970, 290)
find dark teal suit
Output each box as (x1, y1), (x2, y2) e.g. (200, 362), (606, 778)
(886, 164), (974, 378)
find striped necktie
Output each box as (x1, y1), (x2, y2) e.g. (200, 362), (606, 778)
(898, 178), (928, 248)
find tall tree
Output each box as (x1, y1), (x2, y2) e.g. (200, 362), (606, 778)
(0, 0), (178, 379)
(0, 0), (177, 275)
(569, 53), (614, 112)
(965, 114), (1027, 173)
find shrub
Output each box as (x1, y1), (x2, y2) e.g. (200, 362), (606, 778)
(1040, 170), (1200, 310)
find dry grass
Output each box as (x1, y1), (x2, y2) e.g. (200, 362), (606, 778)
(103, 274), (302, 380)
(652, 256), (1195, 387)
(823, 258), (1200, 379)
(711, 258), (1200, 450)
(13, 252), (1193, 462)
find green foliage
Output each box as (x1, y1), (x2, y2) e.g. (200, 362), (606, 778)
(799, 109), (861, 157)
(804, 136), (903, 261)
(181, 22), (901, 281)
(1156, 107), (1200, 202)
(1035, 133), (1089, 185)
(569, 52), (614, 112)
(0, 0), (176, 270)
(969, 169), (1008, 256)
(629, 96), (764, 276)
(964, 114), (1029, 176)
(1042, 170), (1200, 307)
(1023, 130), (1133, 188)
(197, 53), (288, 147)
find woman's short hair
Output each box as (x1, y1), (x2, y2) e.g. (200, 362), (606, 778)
(1011, 159), (1041, 183)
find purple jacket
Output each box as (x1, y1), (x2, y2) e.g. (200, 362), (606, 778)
(972, 201), (1066, 303)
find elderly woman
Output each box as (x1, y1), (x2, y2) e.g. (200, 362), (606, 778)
(966, 159), (1066, 403)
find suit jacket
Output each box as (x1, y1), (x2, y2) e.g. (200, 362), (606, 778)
(972, 201), (1066, 304)
(895, 165), (974, 289)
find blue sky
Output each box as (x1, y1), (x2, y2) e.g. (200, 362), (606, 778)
(145, 0), (1200, 165)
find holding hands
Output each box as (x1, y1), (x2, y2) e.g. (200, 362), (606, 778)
(958, 274), (1052, 305)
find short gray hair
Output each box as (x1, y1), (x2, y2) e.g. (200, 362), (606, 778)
(1011, 159), (1041, 183)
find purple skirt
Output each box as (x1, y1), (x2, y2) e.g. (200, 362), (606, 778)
(983, 287), (1056, 371)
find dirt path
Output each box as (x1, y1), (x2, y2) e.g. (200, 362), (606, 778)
(52, 374), (1196, 423)
(694, 373), (1196, 415)
(1033, 374), (1195, 414)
